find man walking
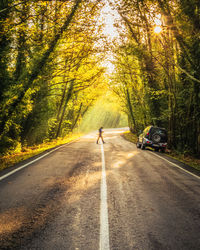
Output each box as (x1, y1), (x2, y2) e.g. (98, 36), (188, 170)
(97, 127), (105, 144)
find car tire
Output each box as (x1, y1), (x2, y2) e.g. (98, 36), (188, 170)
(141, 141), (145, 150)
(155, 148), (159, 152)
(136, 142), (141, 148)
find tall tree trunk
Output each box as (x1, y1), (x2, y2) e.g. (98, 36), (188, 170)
(126, 85), (136, 132)
(71, 103), (83, 130)
(56, 80), (74, 138)
(14, 2), (28, 81)
(0, 0), (12, 99)
(0, 0), (82, 135)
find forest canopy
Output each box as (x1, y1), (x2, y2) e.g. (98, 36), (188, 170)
(0, 0), (200, 155)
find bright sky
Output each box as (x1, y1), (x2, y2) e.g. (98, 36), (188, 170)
(101, 2), (119, 40)
(99, 1), (120, 74)
(154, 14), (162, 33)
(99, 4), (163, 73)
(154, 14), (162, 26)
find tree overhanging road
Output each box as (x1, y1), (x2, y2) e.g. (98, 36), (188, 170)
(0, 128), (200, 249)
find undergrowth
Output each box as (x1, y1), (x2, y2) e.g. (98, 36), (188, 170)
(0, 134), (81, 172)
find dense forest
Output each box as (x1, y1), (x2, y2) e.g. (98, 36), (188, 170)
(109, 0), (200, 155)
(0, 0), (106, 154)
(0, 0), (200, 156)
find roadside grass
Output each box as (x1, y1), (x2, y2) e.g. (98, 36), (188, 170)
(123, 131), (138, 144)
(167, 152), (200, 171)
(0, 134), (81, 172)
(123, 131), (200, 171)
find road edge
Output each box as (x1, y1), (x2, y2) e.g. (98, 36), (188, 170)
(149, 151), (200, 179)
(122, 134), (200, 179)
(0, 138), (80, 181)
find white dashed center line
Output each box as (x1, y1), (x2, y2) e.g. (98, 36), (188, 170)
(99, 143), (110, 250)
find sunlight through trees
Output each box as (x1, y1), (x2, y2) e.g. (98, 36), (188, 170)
(0, 0), (200, 155)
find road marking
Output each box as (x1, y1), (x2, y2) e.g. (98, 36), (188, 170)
(149, 151), (200, 180)
(0, 140), (78, 182)
(99, 143), (110, 250)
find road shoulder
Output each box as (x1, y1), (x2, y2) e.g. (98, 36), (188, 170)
(122, 132), (200, 178)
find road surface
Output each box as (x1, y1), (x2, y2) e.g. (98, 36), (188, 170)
(0, 128), (200, 249)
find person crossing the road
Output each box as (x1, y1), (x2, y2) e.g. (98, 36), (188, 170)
(96, 127), (105, 144)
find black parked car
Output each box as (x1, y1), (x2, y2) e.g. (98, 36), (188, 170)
(136, 126), (168, 152)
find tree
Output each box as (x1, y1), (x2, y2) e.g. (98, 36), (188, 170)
(0, 0), (105, 154)
(109, 0), (200, 154)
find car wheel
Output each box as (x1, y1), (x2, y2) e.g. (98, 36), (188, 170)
(141, 141), (145, 150)
(136, 142), (141, 148)
(155, 148), (159, 152)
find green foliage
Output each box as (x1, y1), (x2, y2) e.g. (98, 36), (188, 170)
(107, 0), (200, 154)
(0, 0), (105, 155)
(0, 0), (200, 157)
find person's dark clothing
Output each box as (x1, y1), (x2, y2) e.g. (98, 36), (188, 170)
(99, 128), (103, 135)
(97, 127), (105, 144)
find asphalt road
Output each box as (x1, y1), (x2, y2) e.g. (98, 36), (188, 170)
(0, 128), (200, 250)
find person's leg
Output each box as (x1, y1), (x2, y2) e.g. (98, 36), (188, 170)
(97, 135), (100, 144)
(101, 135), (105, 143)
